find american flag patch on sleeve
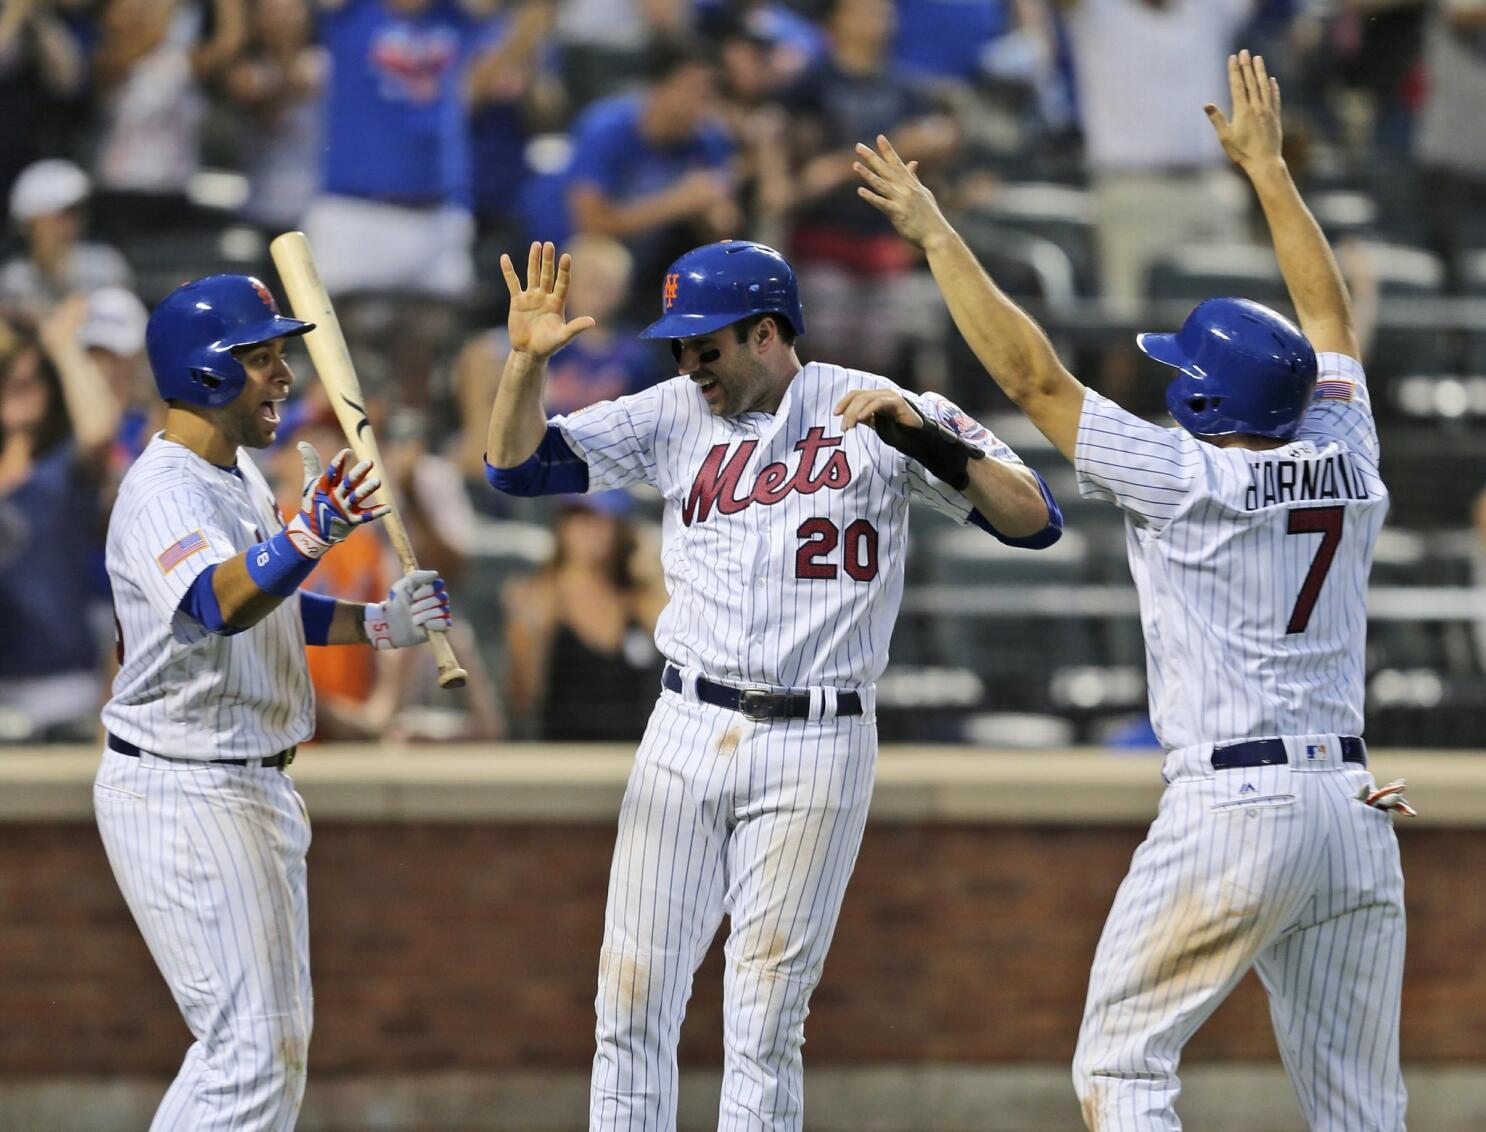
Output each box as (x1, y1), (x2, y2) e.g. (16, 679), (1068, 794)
(157, 530), (208, 573)
(1314, 378), (1355, 402)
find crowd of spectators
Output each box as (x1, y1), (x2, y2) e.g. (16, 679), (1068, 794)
(3, 0), (1485, 744)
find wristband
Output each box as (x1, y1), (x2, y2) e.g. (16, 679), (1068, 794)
(876, 404), (985, 490)
(299, 591), (338, 645)
(245, 527), (321, 597)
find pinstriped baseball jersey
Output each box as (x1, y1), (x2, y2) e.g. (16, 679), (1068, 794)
(1074, 352), (1387, 750)
(103, 435), (312, 757)
(552, 361), (1028, 689)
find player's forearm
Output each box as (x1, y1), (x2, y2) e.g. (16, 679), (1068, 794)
(212, 554), (293, 628)
(1245, 157), (1358, 357)
(326, 599), (368, 644)
(921, 224), (1076, 408)
(962, 458), (1051, 539)
(485, 348), (549, 466)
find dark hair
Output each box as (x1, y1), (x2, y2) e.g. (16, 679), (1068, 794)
(643, 36), (720, 84)
(732, 312), (797, 348)
(0, 324), (70, 458)
(545, 505), (639, 592)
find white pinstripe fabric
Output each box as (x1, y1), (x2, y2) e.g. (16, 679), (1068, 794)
(94, 748), (313, 1131)
(1070, 354), (1405, 1130)
(1074, 355), (1388, 752)
(99, 435), (319, 1130)
(104, 436), (313, 758)
(553, 363), (1025, 690)
(558, 363), (1031, 1130)
(1072, 756), (1406, 1131)
(591, 688), (877, 1132)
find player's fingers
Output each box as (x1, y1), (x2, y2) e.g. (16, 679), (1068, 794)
(1270, 75), (1282, 115)
(853, 140), (890, 176)
(401, 568), (438, 590)
(907, 160), (919, 175)
(852, 160), (894, 197)
(1203, 104), (1229, 135)
(347, 474), (383, 509)
(410, 590), (449, 616)
(1252, 53), (1272, 110)
(343, 457), (374, 487)
(876, 133), (906, 170)
(553, 252), (573, 306)
(525, 241), (541, 291)
(539, 241), (556, 292)
(361, 503), (392, 523)
(834, 391), (866, 428)
(500, 253), (521, 296)
(856, 186), (894, 215)
(1226, 53), (1244, 114)
(296, 441), (323, 485)
(560, 316), (597, 345)
(327, 448), (352, 485)
(1238, 48), (1260, 107)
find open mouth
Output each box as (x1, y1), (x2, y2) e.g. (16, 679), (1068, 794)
(693, 375), (721, 402)
(259, 399), (282, 426)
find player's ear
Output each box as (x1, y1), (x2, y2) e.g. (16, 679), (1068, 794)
(755, 316), (776, 351)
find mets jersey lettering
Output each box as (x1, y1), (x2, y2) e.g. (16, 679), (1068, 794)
(682, 427), (852, 525)
(553, 361), (1027, 690)
(1074, 352), (1388, 750)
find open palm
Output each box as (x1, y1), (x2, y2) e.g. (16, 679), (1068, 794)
(502, 241), (595, 359)
(1205, 50), (1283, 172)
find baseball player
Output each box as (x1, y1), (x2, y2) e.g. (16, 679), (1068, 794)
(855, 52), (1410, 1131)
(96, 274), (454, 1131)
(483, 241), (1063, 1130)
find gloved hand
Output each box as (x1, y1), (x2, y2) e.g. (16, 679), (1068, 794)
(1359, 778), (1417, 818)
(284, 443), (390, 559)
(364, 569), (453, 650)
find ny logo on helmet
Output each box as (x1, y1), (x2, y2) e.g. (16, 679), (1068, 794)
(251, 278), (280, 315)
(663, 273), (680, 309)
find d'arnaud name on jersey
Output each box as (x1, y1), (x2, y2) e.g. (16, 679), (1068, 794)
(1244, 450), (1370, 512)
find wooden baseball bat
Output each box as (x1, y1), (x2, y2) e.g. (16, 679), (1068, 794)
(269, 230), (468, 690)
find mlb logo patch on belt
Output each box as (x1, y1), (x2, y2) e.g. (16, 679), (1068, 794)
(1305, 743), (1328, 760)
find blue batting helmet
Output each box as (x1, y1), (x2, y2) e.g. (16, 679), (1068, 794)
(1138, 297), (1318, 441)
(639, 240), (804, 341)
(146, 274), (314, 407)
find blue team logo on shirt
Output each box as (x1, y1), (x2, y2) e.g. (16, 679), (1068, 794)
(369, 24), (459, 104)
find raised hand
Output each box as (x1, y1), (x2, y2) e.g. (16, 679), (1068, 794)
(502, 240), (596, 360)
(283, 443), (390, 559)
(364, 569), (453, 650)
(852, 134), (948, 249)
(1205, 50), (1284, 173)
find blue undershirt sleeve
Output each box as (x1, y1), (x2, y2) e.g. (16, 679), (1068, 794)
(485, 424), (590, 496)
(968, 469), (1064, 549)
(299, 591), (339, 645)
(178, 565), (246, 636)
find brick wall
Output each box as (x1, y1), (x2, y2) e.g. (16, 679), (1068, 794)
(2, 822), (1481, 1075)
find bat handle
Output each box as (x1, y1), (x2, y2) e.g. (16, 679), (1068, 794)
(429, 629), (468, 689)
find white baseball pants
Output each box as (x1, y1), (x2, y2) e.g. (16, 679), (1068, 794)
(590, 682), (877, 1132)
(94, 748), (313, 1132)
(1073, 738), (1407, 1131)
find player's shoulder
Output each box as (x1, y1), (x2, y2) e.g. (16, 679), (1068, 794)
(801, 360), (897, 398)
(113, 440), (216, 518)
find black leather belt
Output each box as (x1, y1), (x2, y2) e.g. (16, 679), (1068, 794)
(1212, 735), (1365, 770)
(662, 664), (861, 722)
(108, 732), (295, 768)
